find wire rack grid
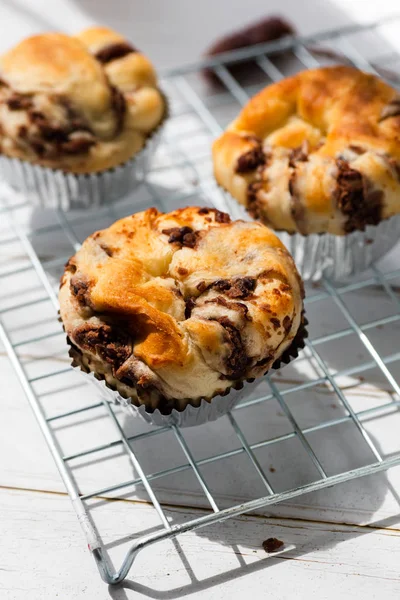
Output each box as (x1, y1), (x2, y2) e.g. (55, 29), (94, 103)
(1, 18), (400, 585)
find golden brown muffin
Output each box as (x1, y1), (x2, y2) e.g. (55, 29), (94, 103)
(213, 66), (400, 235)
(0, 27), (165, 173)
(59, 207), (305, 412)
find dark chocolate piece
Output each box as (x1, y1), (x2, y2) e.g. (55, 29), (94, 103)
(288, 169), (307, 234)
(348, 145), (366, 155)
(254, 355), (273, 368)
(74, 323), (131, 370)
(196, 281), (208, 293)
(18, 125), (28, 138)
(110, 85), (126, 134)
(262, 538), (284, 553)
(247, 181), (263, 220)
(214, 316), (250, 379)
(336, 159), (382, 232)
(288, 140), (309, 168)
(7, 99), (96, 158)
(212, 277), (256, 299)
(185, 297), (196, 319)
(198, 207), (231, 222)
(6, 94), (33, 110)
(61, 134), (95, 154)
(270, 317), (280, 330)
(64, 257), (77, 274)
(30, 140), (46, 157)
(162, 226), (199, 248)
(99, 242), (113, 257)
(95, 42), (136, 64)
(70, 276), (90, 305)
(282, 315), (292, 333)
(272, 312), (308, 369)
(205, 296), (251, 321)
(236, 146), (265, 173)
(214, 210), (231, 223)
(38, 124), (69, 143)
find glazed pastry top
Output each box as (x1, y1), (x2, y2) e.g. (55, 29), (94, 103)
(59, 207), (304, 404)
(0, 27), (165, 173)
(213, 66), (400, 235)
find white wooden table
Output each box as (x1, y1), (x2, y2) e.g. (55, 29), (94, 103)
(1, 1), (400, 599)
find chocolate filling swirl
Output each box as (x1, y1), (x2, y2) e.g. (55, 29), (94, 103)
(21, 104), (95, 158)
(214, 316), (251, 380)
(74, 323), (132, 370)
(336, 159), (382, 233)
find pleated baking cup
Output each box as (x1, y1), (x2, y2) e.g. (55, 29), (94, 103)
(0, 96), (168, 210)
(83, 370), (263, 428)
(276, 214), (400, 282)
(68, 312), (308, 428)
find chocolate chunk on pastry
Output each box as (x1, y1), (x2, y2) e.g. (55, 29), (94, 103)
(59, 207), (305, 413)
(213, 66), (400, 235)
(0, 27), (165, 173)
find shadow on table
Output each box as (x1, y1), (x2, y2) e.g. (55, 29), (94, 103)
(102, 340), (400, 600)
(103, 237), (400, 596)
(108, 509), (400, 600)
(104, 433), (399, 600)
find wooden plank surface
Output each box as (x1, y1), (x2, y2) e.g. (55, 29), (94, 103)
(1, 1), (400, 598)
(1, 487), (400, 600)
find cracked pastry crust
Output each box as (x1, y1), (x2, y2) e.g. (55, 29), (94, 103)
(0, 27), (165, 173)
(213, 66), (400, 235)
(59, 207), (305, 412)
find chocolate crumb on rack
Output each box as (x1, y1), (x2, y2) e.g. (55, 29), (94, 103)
(203, 16), (294, 85)
(262, 538), (284, 553)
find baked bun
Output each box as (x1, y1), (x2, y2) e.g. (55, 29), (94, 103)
(0, 27), (165, 173)
(59, 207), (305, 412)
(213, 66), (400, 235)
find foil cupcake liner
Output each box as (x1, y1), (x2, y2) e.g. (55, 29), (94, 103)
(276, 214), (400, 282)
(271, 311), (308, 369)
(0, 94), (168, 210)
(84, 370), (263, 428)
(68, 311), (308, 428)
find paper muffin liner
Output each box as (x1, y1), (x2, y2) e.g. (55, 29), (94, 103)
(83, 369), (263, 428)
(0, 93), (168, 210)
(68, 311), (308, 428)
(276, 214), (400, 282)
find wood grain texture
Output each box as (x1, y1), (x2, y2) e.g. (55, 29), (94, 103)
(1, 488), (400, 600)
(1, 2), (400, 598)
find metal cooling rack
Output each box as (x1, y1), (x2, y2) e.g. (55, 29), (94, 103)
(1, 18), (400, 585)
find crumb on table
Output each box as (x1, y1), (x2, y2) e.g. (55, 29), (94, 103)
(262, 537), (284, 553)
